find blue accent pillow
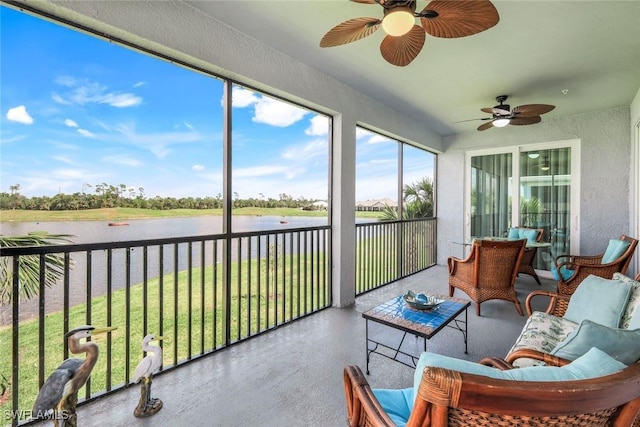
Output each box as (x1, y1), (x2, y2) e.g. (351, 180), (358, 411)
(521, 229), (539, 242)
(563, 275), (632, 327)
(551, 319), (640, 364)
(372, 388), (413, 427)
(601, 239), (631, 263)
(508, 228), (520, 239)
(551, 265), (575, 281)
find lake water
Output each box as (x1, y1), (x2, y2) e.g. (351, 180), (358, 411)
(0, 215), (339, 243)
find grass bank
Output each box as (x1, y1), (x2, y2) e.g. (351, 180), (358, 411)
(0, 207), (382, 222)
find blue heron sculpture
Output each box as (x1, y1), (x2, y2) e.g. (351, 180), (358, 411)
(32, 325), (116, 426)
(132, 334), (164, 417)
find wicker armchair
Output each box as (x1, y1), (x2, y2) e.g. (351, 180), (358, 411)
(343, 362), (640, 427)
(448, 239), (526, 316)
(512, 227), (544, 285)
(554, 235), (638, 296)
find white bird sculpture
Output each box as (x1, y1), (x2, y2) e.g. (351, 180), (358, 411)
(132, 334), (164, 418)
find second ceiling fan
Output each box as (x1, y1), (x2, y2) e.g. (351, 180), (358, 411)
(319, 0), (500, 67)
(472, 95), (555, 131)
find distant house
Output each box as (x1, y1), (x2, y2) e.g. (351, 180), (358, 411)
(355, 198), (397, 212)
(302, 200), (328, 211)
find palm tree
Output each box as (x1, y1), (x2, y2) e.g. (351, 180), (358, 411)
(0, 232), (74, 304)
(379, 177), (434, 221)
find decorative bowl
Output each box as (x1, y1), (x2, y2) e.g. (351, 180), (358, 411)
(402, 290), (443, 310)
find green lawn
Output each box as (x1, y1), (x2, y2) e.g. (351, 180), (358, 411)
(0, 248), (330, 422)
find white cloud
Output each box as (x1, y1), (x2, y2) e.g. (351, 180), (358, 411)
(52, 168), (86, 179)
(253, 97), (307, 127)
(192, 164), (205, 171)
(6, 105), (34, 125)
(281, 139), (327, 162)
(113, 123), (201, 158)
(103, 154), (142, 167)
(100, 93), (141, 107)
(64, 119), (79, 128)
(53, 156), (75, 165)
(305, 115), (329, 136)
(368, 134), (393, 144)
(231, 87), (308, 127)
(77, 129), (95, 138)
(133, 81), (146, 88)
(232, 87), (259, 107)
(52, 76), (142, 108)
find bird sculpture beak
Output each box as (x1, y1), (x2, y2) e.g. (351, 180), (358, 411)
(93, 326), (118, 335)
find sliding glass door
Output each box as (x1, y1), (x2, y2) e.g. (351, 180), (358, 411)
(466, 141), (580, 273)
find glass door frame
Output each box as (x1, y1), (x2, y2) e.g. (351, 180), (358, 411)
(464, 139), (581, 272)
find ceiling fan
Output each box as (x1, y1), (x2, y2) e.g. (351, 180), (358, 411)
(469, 95), (556, 131)
(319, 0), (499, 67)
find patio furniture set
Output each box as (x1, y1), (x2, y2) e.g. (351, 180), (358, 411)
(345, 234), (640, 426)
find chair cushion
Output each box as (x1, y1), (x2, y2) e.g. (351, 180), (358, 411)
(521, 228), (539, 242)
(601, 238), (631, 263)
(413, 348), (625, 404)
(563, 275), (632, 328)
(507, 311), (578, 367)
(615, 273), (640, 329)
(508, 227), (539, 242)
(551, 319), (640, 364)
(551, 265), (575, 281)
(372, 388), (413, 427)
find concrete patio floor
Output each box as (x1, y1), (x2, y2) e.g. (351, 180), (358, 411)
(33, 265), (556, 427)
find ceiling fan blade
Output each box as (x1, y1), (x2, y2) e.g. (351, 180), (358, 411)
(478, 121), (495, 131)
(455, 117), (491, 123)
(380, 25), (426, 66)
(509, 116), (542, 126)
(512, 104), (556, 117)
(419, 0), (499, 38)
(320, 17), (381, 47)
(481, 107), (510, 116)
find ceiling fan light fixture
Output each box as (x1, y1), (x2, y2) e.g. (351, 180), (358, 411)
(493, 118), (510, 128)
(540, 164), (550, 171)
(381, 7), (415, 36)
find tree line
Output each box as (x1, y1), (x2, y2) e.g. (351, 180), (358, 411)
(0, 183), (322, 211)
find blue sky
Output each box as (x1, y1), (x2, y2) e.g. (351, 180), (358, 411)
(1, 6), (432, 202)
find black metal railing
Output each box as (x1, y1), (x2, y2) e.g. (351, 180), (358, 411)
(355, 218), (437, 295)
(0, 226), (331, 425)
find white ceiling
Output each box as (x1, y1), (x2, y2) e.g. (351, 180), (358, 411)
(183, 0), (640, 137)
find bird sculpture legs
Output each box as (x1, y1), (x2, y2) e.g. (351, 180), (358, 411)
(134, 376), (162, 418)
(54, 391), (77, 427)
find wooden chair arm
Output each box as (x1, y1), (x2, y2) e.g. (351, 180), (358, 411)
(554, 254), (603, 268)
(478, 357), (515, 370)
(525, 290), (571, 317)
(505, 349), (572, 367)
(343, 365), (396, 427)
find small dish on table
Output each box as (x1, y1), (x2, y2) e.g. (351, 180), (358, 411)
(403, 290), (444, 310)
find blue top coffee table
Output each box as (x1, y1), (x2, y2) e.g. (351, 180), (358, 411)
(362, 294), (470, 374)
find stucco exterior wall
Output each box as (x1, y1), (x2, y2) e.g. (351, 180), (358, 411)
(630, 88), (640, 276)
(439, 107), (632, 266)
